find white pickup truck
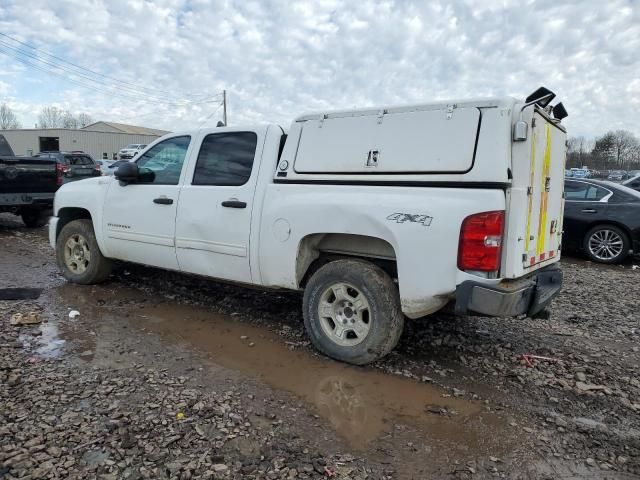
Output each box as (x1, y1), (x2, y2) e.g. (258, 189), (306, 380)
(50, 87), (567, 364)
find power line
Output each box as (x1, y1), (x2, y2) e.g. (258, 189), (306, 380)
(0, 46), (221, 107)
(0, 31), (212, 100)
(198, 101), (224, 128)
(0, 40), (220, 106)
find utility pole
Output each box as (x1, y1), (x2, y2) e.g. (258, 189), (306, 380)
(222, 90), (227, 126)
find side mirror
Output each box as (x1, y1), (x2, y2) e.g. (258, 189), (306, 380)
(114, 162), (139, 185)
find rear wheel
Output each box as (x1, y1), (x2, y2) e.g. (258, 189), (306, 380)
(583, 225), (630, 264)
(303, 259), (404, 365)
(56, 219), (112, 284)
(21, 208), (49, 228)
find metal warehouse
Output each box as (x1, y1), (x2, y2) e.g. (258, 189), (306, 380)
(0, 121), (170, 160)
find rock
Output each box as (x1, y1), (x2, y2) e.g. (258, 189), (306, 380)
(575, 372), (587, 382)
(212, 464), (228, 472)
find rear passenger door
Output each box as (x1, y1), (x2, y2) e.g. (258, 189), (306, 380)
(175, 129), (262, 283)
(563, 180), (611, 246)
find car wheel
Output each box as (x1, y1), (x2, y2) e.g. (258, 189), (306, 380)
(303, 259), (404, 365)
(56, 219), (112, 284)
(583, 225), (630, 264)
(21, 208), (49, 228)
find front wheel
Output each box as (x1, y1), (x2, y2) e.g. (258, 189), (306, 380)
(303, 259), (404, 365)
(56, 219), (112, 284)
(583, 225), (630, 264)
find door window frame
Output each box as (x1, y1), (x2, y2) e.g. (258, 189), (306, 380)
(134, 135), (193, 186)
(564, 180), (613, 203)
(190, 131), (259, 187)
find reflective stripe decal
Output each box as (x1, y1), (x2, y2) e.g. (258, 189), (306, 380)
(524, 127), (537, 254)
(536, 124), (552, 257)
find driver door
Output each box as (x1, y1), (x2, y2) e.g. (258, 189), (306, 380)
(102, 135), (192, 270)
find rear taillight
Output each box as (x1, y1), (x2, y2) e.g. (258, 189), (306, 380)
(55, 163), (70, 186)
(458, 210), (505, 272)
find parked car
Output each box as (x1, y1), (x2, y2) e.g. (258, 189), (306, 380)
(50, 88), (568, 364)
(623, 175), (640, 192)
(119, 144), (147, 160)
(563, 178), (640, 264)
(607, 170), (627, 182)
(565, 169), (573, 178)
(0, 134), (59, 227)
(571, 168), (589, 179)
(35, 152), (102, 182)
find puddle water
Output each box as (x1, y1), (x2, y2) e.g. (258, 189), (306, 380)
(47, 284), (515, 454)
(134, 303), (510, 451)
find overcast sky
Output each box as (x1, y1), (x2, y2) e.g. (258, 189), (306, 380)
(0, 0), (638, 138)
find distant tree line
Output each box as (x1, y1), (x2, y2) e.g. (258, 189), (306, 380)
(0, 102), (93, 130)
(567, 130), (640, 171)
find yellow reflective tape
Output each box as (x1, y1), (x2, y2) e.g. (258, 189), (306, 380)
(524, 127), (537, 255)
(536, 123), (552, 256)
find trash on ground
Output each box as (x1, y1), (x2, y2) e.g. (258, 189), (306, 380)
(9, 311), (42, 325)
(69, 310), (80, 319)
(521, 354), (561, 368)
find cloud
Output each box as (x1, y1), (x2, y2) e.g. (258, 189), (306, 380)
(0, 0), (638, 139)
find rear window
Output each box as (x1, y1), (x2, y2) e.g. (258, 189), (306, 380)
(565, 181), (609, 201)
(65, 155), (94, 166)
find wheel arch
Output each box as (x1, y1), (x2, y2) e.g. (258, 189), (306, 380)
(296, 233), (397, 288)
(56, 207), (93, 241)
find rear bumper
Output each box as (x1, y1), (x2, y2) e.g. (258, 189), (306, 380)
(455, 265), (563, 317)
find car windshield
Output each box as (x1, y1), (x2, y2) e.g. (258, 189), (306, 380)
(125, 144), (139, 149)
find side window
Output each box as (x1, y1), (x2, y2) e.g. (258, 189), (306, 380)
(136, 136), (191, 185)
(565, 182), (608, 201)
(192, 132), (257, 186)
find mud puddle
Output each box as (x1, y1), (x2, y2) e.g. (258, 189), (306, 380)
(44, 283), (520, 458)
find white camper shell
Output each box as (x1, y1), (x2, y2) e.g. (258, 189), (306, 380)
(277, 97), (567, 280)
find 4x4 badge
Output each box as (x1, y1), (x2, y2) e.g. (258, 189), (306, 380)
(386, 213), (433, 227)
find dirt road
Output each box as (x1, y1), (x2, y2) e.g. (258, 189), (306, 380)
(1, 214), (639, 479)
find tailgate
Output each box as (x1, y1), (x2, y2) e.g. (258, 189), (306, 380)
(504, 109), (566, 278)
(0, 158), (58, 194)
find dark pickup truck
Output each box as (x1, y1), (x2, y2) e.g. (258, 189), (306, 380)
(0, 135), (59, 227)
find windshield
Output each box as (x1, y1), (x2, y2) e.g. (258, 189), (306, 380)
(125, 144), (139, 149)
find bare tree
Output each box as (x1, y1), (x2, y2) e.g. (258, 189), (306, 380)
(77, 112), (93, 128)
(62, 110), (79, 129)
(0, 103), (21, 129)
(38, 106), (64, 128)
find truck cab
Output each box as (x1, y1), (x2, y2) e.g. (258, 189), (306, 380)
(49, 87), (568, 365)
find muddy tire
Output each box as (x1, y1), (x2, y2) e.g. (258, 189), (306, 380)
(303, 259), (404, 365)
(583, 224), (630, 264)
(56, 219), (112, 284)
(21, 208), (49, 228)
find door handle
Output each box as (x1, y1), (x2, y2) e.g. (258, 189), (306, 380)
(581, 209), (597, 213)
(221, 200), (247, 208)
(153, 197), (173, 205)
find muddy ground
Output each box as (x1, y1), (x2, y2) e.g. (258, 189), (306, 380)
(0, 213), (639, 479)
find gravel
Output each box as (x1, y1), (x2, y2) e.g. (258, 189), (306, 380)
(1, 216), (639, 478)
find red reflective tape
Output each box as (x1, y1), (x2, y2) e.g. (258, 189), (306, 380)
(530, 256), (536, 266)
(549, 250), (555, 258)
(540, 252), (546, 261)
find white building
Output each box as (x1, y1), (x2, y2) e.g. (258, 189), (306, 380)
(0, 121), (169, 160)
